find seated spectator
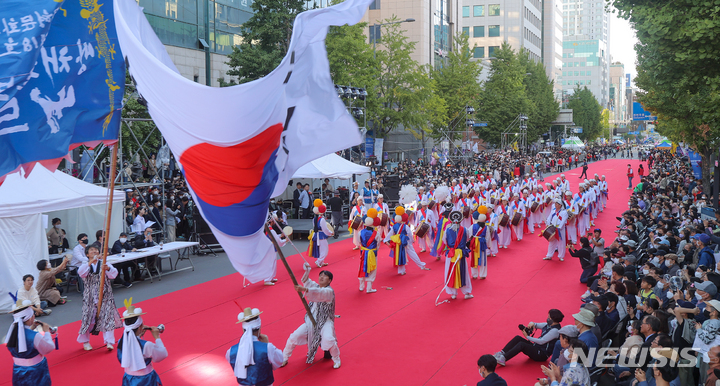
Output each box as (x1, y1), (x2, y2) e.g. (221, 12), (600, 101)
(607, 319), (643, 377)
(590, 295), (615, 336)
(17, 274), (51, 317)
(704, 346), (720, 386)
(664, 253), (681, 277)
(639, 276), (659, 305)
(110, 232), (136, 288)
(35, 258), (68, 306)
(572, 308), (598, 367)
(694, 234), (715, 271)
(90, 229), (105, 253)
(493, 309), (564, 366)
(549, 325), (579, 365)
(693, 280), (717, 324)
(633, 346), (680, 386)
(476, 354), (507, 386)
(71, 233), (89, 268)
(538, 340), (590, 386)
(134, 226), (158, 277)
(693, 299), (720, 385)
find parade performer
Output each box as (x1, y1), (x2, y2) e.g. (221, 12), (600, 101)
(430, 201), (454, 260)
(415, 200), (437, 253)
(486, 204), (500, 257)
(510, 193), (527, 239)
(5, 297), (56, 386)
(117, 298), (168, 386)
(362, 180), (373, 210)
(77, 244), (122, 351)
(564, 191), (578, 246)
(349, 197), (365, 250)
(358, 210), (381, 293)
(228, 307), (282, 386)
(385, 206), (430, 275)
(443, 211), (473, 300)
(494, 197), (512, 248)
(544, 200), (568, 262)
(308, 199), (334, 268)
(282, 264), (341, 369)
(263, 215), (287, 286)
(599, 175), (608, 210)
(469, 210), (491, 279)
(373, 194), (390, 240)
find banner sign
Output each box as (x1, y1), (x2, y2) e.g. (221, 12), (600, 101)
(0, 0), (125, 180)
(374, 137), (384, 166)
(632, 102), (656, 121)
(687, 149), (702, 180)
(365, 129), (374, 156)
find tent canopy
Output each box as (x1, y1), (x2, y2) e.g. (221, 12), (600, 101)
(0, 164), (124, 313)
(561, 136), (585, 150)
(292, 153), (370, 179)
(656, 141), (672, 149)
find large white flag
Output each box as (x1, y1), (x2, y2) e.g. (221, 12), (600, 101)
(114, 0), (367, 282)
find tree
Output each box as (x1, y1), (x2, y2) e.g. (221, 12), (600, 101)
(601, 108), (611, 140)
(608, 0), (720, 193)
(370, 17), (446, 138)
(519, 49), (560, 144)
(566, 86), (602, 141)
(223, 0), (305, 84)
(325, 20), (380, 127)
(431, 34), (483, 141)
(121, 73), (162, 173)
(476, 42), (533, 145)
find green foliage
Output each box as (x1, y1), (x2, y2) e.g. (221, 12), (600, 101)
(566, 86), (602, 141)
(223, 0), (306, 84)
(609, 0), (720, 191)
(121, 73), (161, 168)
(476, 42), (533, 145)
(370, 17), (446, 138)
(519, 49), (560, 143)
(325, 21), (379, 127)
(431, 34), (483, 140)
(601, 108), (610, 130)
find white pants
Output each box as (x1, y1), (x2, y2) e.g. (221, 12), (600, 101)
(265, 252), (278, 283)
(77, 326), (115, 345)
(352, 228), (361, 248)
(527, 211), (538, 231)
(511, 223), (523, 240)
(471, 265), (487, 279)
(417, 233), (433, 251)
(283, 321), (340, 362)
(497, 225), (512, 247)
(314, 239), (329, 266)
(398, 244), (426, 274)
(443, 257), (472, 295)
(546, 228), (567, 259)
(566, 221), (578, 245)
(488, 236), (499, 256)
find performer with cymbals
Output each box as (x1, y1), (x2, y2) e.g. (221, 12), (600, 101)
(227, 307), (283, 386)
(385, 206), (431, 276)
(5, 297), (56, 386)
(117, 298), (168, 386)
(358, 209), (381, 293)
(373, 194), (390, 240)
(307, 199), (334, 268)
(469, 208), (491, 279)
(443, 211), (473, 300)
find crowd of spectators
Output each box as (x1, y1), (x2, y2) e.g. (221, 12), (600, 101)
(478, 149), (720, 386)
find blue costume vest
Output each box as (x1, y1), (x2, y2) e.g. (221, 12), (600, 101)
(228, 340), (274, 386)
(8, 328), (52, 386)
(117, 338), (163, 386)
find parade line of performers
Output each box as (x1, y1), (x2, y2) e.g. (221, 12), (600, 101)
(7, 173), (609, 386)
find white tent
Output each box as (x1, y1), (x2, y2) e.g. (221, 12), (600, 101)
(0, 164), (124, 313)
(292, 153), (370, 179)
(561, 136), (586, 150)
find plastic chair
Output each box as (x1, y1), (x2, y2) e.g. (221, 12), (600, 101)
(64, 266), (83, 293)
(157, 252), (173, 272)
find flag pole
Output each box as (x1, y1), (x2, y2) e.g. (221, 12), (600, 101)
(96, 143), (119, 322)
(264, 223), (316, 327)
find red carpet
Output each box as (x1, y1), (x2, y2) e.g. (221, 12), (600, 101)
(1, 158), (641, 386)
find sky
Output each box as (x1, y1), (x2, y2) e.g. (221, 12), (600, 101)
(609, 13), (638, 84)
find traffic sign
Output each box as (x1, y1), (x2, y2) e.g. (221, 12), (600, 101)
(474, 122), (488, 127)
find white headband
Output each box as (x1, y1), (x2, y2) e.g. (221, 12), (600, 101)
(235, 317), (262, 378)
(5, 307), (34, 353)
(121, 316), (146, 371)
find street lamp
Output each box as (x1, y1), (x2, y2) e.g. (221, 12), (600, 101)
(372, 18), (416, 58)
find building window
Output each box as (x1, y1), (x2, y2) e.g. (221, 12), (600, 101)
(580, 71), (585, 76)
(369, 0), (380, 9)
(473, 5), (484, 17)
(463, 6), (470, 17)
(586, 71), (591, 76)
(488, 25), (500, 37)
(581, 62), (585, 66)
(587, 80), (591, 85)
(562, 71), (566, 76)
(488, 45), (499, 57)
(369, 25), (381, 44)
(462, 26), (469, 36)
(488, 4), (500, 16)
(473, 26), (484, 37)
(574, 71), (579, 76)
(473, 47), (485, 58)
(580, 80), (585, 85)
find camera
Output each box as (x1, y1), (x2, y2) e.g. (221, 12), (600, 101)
(518, 324), (534, 335)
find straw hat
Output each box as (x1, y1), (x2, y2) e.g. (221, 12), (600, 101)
(121, 298), (147, 319)
(12, 299), (33, 314)
(237, 307), (262, 324)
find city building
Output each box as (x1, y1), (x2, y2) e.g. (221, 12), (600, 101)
(135, 0), (252, 86)
(460, 0), (544, 72)
(608, 62), (629, 128)
(560, 0), (610, 108)
(543, 0), (564, 100)
(363, 0), (461, 69)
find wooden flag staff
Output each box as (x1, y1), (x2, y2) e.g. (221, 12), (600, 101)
(95, 144), (119, 324)
(264, 223), (316, 327)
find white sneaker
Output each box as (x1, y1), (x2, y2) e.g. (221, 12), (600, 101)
(106, 344), (114, 350)
(333, 360), (341, 369)
(359, 282), (365, 291)
(559, 257), (564, 262)
(83, 343), (92, 351)
(497, 354), (506, 366)
(451, 295), (457, 300)
(543, 256), (552, 260)
(464, 294), (474, 299)
(280, 360), (288, 367)
(366, 289), (377, 294)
